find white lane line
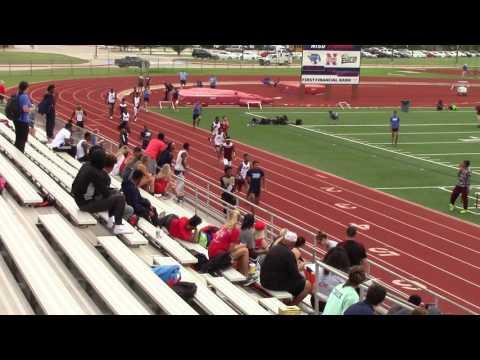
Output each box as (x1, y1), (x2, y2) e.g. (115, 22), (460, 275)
(417, 153), (480, 156)
(303, 123), (478, 127)
(292, 124), (480, 177)
(370, 141), (467, 144)
(334, 131), (480, 136)
(250, 110), (475, 115)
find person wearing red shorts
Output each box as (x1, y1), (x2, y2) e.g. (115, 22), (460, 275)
(449, 160), (472, 214)
(221, 115), (230, 137)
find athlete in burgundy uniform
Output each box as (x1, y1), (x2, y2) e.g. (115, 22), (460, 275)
(449, 160), (472, 214)
(221, 137), (236, 166)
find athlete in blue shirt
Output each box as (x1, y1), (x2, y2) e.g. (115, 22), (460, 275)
(390, 110), (400, 146)
(192, 101), (202, 128)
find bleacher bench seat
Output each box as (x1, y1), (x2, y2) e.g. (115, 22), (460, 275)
(98, 237), (198, 315)
(38, 214), (151, 315)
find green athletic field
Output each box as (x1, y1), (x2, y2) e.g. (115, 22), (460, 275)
(154, 106), (480, 224)
(0, 51), (87, 65)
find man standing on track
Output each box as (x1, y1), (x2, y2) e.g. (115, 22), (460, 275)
(246, 160), (265, 213)
(192, 101), (202, 128)
(179, 71), (188, 88)
(390, 110), (400, 146)
(449, 160), (472, 214)
(106, 88), (117, 120)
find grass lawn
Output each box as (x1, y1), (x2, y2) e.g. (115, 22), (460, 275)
(0, 51), (87, 65)
(0, 66), (477, 88)
(153, 106), (480, 224)
(362, 57), (480, 67)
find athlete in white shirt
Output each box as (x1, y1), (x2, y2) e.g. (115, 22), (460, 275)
(119, 111), (130, 133)
(76, 132), (92, 162)
(106, 89), (116, 119)
(213, 128), (225, 161)
(133, 92), (141, 121)
(236, 153), (251, 192)
(70, 105), (87, 128)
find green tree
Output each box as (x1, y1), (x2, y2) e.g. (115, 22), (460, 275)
(170, 45), (190, 55)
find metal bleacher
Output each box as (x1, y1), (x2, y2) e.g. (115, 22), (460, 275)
(0, 112), (297, 316)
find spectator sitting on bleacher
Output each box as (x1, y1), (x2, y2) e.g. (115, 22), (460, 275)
(239, 213), (256, 256)
(337, 225), (368, 273)
(50, 121), (76, 157)
(291, 235), (307, 271)
(322, 266), (366, 315)
(122, 170), (162, 226)
(0, 80), (5, 104)
(157, 213), (202, 242)
(102, 153), (134, 220)
(344, 283), (387, 315)
(135, 155), (155, 194)
(260, 230), (312, 305)
(208, 209), (250, 277)
(154, 164), (175, 198)
(121, 146), (143, 179)
(311, 245), (351, 311)
(387, 294), (422, 315)
(317, 230), (338, 251)
(76, 132), (92, 163)
(110, 146), (130, 177)
(71, 149), (131, 235)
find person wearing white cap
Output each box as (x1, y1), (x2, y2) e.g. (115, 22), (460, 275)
(260, 230), (312, 305)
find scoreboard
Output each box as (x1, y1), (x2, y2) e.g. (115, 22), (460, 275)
(301, 45), (362, 85)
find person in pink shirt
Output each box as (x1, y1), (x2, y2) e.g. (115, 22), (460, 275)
(144, 132), (167, 174)
(208, 209), (249, 276)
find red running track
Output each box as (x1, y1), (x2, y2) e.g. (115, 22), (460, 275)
(20, 76), (480, 314)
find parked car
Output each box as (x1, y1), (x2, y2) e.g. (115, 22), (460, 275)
(361, 51), (377, 58)
(114, 56), (150, 68)
(241, 51), (261, 61)
(211, 50), (242, 60)
(192, 48), (218, 59)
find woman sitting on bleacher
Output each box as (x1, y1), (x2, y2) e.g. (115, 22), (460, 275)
(122, 170), (161, 226)
(208, 209), (250, 277)
(71, 149), (130, 235)
(121, 147), (143, 179)
(157, 213), (202, 242)
(110, 146), (130, 177)
(260, 231), (312, 305)
(135, 155), (155, 194)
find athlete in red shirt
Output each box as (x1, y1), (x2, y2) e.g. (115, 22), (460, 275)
(144, 133), (167, 173)
(159, 214), (202, 242)
(221, 116), (230, 136)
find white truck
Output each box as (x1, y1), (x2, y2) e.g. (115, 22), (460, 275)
(259, 52), (293, 66)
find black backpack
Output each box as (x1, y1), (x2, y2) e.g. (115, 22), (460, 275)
(5, 94), (21, 121)
(171, 282), (197, 302)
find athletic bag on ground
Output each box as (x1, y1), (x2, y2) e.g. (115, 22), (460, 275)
(5, 95), (20, 121)
(152, 265), (181, 286)
(171, 281), (197, 302)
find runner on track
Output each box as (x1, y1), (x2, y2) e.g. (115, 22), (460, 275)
(246, 160), (265, 213)
(221, 136), (236, 167)
(119, 97), (127, 117)
(70, 105), (87, 128)
(213, 127), (225, 162)
(449, 160), (472, 214)
(143, 86), (151, 112)
(133, 91), (141, 121)
(390, 110), (400, 146)
(221, 115), (230, 137)
(106, 88), (117, 120)
(210, 117), (221, 143)
(236, 153), (251, 192)
(192, 101), (202, 128)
